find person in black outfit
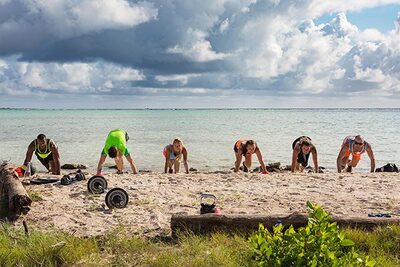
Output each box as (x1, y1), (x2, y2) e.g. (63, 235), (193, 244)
(291, 136), (318, 173)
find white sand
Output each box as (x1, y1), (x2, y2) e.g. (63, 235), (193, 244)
(12, 171), (400, 237)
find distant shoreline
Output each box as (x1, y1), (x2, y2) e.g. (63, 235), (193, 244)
(1, 107), (400, 111)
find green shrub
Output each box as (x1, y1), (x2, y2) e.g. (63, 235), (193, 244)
(248, 202), (376, 267)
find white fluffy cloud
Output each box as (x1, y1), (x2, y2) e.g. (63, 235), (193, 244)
(0, 56), (144, 95)
(167, 28), (229, 62)
(1, 0), (400, 106)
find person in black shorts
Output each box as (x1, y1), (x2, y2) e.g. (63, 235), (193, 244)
(291, 136), (318, 173)
(22, 134), (61, 175)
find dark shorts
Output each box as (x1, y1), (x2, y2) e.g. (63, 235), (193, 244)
(297, 153), (310, 167)
(36, 152), (53, 167)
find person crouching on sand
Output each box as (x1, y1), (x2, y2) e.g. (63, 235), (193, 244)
(96, 129), (138, 175)
(163, 138), (189, 174)
(234, 140), (267, 173)
(22, 134), (61, 175)
(291, 136), (319, 173)
(337, 135), (375, 173)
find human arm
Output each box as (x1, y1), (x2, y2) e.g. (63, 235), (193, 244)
(255, 148), (267, 172)
(50, 142), (61, 175)
(125, 154), (138, 174)
(23, 141), (35, 166)
(234, 150), (243, 172)
(96, 154), (107, 175)
(366, 144), (375, 173)
(336, 144), (348, 173)
(311, 147), (319, 173)
(291, 144), (300, 172)
(183, 147), (189, 174)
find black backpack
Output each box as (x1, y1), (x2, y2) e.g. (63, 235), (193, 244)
(375, 163), (398, 172)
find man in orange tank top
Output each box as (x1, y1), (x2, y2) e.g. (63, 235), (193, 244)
(336, 135), (375, 173)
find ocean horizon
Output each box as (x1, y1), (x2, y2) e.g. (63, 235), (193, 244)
(1, 108), (398, 172)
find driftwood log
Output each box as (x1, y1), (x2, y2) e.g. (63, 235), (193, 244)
(0, 162), (32, 216)
(171, 213), (400, 236)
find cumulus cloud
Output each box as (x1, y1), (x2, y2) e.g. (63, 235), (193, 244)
(0, 0), (157, 53)
(167, 28), (229, 62)
(1, 0), (400, 106)
(0, 56), (144, 95)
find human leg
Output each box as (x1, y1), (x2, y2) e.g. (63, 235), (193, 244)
(174, 158), (181, 173)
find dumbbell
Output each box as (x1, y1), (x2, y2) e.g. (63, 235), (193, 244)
(60, 171), (86, 185)
(87, 176), (129, 209)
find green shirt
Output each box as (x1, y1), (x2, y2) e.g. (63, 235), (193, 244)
(102, 129), (130, 156)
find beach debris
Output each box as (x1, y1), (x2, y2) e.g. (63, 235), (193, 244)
(104, 164), (118, 169)
(171, 212), (400, 236)
(23, 220), (29, 237)
(60, 169), (86, 185)
(252, 162), (284, 173)
(283, 165), (292, 171)
(368, 213), (391, 218)
(200, 193), (221, 215)
(375, 163), (398, 172)
(87, 175), (128, 209)
(139, 170), (152, 173)
(306, 166), (326, 173)
(189, 167), (198, 172)
(0, 162), (32, 216)
(61, 163), (87, 170)
(27, 177), (60, 185)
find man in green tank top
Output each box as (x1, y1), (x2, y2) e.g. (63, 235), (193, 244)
(22, 134), (61, 175)
(96, 129), (138, 175)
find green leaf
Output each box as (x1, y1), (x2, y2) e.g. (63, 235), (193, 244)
(340, 239), (355, 247)
(338, 232), (345, 241)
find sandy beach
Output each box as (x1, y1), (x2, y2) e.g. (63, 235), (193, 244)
(10, 171), (400, 237)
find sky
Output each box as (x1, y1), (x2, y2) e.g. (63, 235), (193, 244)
(0, 0), (400, 108)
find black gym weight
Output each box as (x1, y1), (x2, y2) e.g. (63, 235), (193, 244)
(60, 170), (86, 185)
(87, 175), (129, 209)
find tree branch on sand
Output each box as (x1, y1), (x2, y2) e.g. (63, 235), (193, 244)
(0, 162), (32, 217)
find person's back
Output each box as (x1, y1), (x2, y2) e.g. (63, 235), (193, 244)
(97, 129), (137, 175)
(102, 129), (128, 156)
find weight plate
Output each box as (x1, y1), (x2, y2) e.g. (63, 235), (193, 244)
(105, 188), (129, 209)
(76, 172), (86, 181)
(87, 176), (107, 194)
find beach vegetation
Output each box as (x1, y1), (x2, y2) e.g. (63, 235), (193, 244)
(0, 206), (399, 266)
(26, 189), (43, 202)
(248, 201), (376, 266)
(344, 225), (400, 267)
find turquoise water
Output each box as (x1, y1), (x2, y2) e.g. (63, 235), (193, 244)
(0, 109), (399, 172)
